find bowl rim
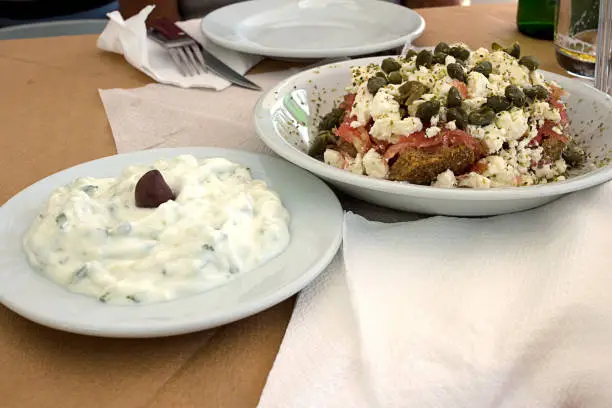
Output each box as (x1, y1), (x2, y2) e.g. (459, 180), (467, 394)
(254, 56), (612, 201)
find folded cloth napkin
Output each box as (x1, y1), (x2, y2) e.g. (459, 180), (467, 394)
(258, 183), (612, 408)
(97, 6), (262, 90)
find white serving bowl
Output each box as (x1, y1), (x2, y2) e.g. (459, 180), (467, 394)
(254, 56), (612, 216)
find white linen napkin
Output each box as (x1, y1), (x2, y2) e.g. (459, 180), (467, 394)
(96, 6), (262, 91)
(258, 183), (612, 408)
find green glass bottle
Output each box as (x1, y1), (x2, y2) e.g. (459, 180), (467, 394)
(516, 0), (556, 40)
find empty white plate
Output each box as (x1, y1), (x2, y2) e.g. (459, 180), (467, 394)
(201, 0), (425, 59)
(0, 147), (343, 338)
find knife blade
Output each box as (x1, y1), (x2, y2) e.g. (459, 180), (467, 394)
(151, 18), (261, 91)
(195, 42), (262, 91)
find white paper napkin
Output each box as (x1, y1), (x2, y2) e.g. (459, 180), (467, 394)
(97, 6), (262, 91)
(258, 183), (612, 408)
(98, 66), (305, 153)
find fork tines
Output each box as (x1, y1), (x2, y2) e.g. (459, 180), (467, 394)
(149, 18), (208, 77)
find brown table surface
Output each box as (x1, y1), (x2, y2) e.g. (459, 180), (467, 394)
(0, 4), (566, 408)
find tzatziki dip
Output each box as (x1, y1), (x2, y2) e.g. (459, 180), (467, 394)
(23, 155), (291, 305)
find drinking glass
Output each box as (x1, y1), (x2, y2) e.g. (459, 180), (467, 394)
(554, 0), (600, 78)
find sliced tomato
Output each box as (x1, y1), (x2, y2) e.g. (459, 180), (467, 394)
(545, 84), (570, 127)
(548, 98), (570, 127)
(370, 136), (390, 154)
(334, 121), (372, 154)
(530, 120), (569, 146)
(452, 80), (469, 99)
(443, 129), (485, 154)
(548, 84), (567, 103)
(384, 129), (483, 160)
(384, 131), (433, 160)
(397, 131), (441, 148)
(339, 93), (356, 110)
(471, 160), (489, 174)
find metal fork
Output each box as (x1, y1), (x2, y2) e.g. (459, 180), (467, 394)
(149, 18), (207, 77)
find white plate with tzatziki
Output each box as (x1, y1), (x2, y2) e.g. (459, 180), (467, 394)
(0, 147), (343, 338)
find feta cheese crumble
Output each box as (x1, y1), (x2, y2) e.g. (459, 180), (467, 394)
(316, 41), (575, 187)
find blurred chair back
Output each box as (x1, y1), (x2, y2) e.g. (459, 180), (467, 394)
(0, 19), (107, 40)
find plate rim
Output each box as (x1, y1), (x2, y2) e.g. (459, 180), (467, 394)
(253, 56), (612, 200)
(0, 147), (343, 338)
(200, 0), (426, 58)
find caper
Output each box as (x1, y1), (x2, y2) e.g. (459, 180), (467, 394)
(519, 55), (539, 71)
(416, 49), (433, 68)
(433, 52), (448, 65)
(381, 58), (401, 74)
(399, 81), (427, 105)
(486, 95), (511, 113)
(318, 107), (345, 131)
(374, 71), (387, 79)
(524, 85), (549, 100)
(309, 130), (335, 157)
(367, 76), (387, 95)
(446, 86), (463, 108)
(468, 107), (496, 126)
(534, 85), (549, 99)
(448, 46), (470, 61)
(434, 42), (451, 55)
(447, 62), (466, 82)
(562, 143), (585, 167)
(446, 106), (468, 130)
(506, 42), (520, 58)
(416, 100), (441, 122)
(505, 85), (526, 107)
(491, 42), (504, 51)
(405, 49), (417, 59)
(472, 61), (493, 78)
(388, 71), (403, 84)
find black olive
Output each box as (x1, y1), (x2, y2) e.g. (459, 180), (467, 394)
(524, 85), (549, 100)
(448, 46), (470, 61)
(486, 95), (511, 113)
(446, 86), (463, 108)
(446, 106), (468, 130)
(472, 61), (493, 78)
(468, 107), (496, 126)
(367, 76), (387, 95)
(434, 42), (451, 55)
(135, 170), (175, 208)
(387, 71), (403, 84)
(416, 49), (433, 69)
(405, 49), (417, 59)
(447, 62), (466, 82)
(381, 58), (401, 74)
(432, 52), (448, 65)
(519, 55), (539, 71)
(505, 85), (526, 107)
(318, 107), (345, 131)
(399, 81), (427, 105)
(416, 100), (441, 122)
